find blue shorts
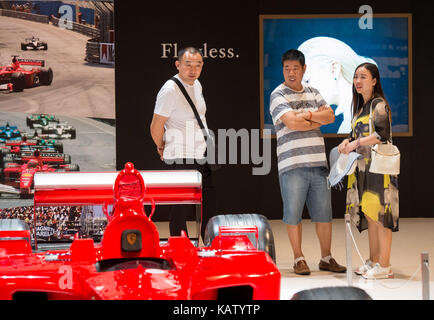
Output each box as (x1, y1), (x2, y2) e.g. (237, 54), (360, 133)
(278, 167), (332, 225)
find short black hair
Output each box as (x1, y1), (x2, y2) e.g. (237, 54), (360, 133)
(281, 49), (305, 66)
(177, 47), (203, 61)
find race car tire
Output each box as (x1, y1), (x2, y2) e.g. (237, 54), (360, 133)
(54, 141), (63, 153)
(11, 72), (25, 92)
(26, 117), (33, 128)
(203, 213), (276, 263)
(39, 68), (53, 86)
(291, 286), (372, 300)
(70, 129), (76, 139)
(21, 43), (27, 50)
(20, 192), (33, 199)
(67, 164), (80, 171)
(64, 154), (71, 164)
(42, 42), (48, 50)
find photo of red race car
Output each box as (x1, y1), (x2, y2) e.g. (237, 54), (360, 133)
(0, 154), (80, 199)
(0, 163), (280, 300)
(2, 150), (71, 167)
(0, 56), (53, 92)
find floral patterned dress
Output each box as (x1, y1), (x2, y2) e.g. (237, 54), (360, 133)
(346, 97), (399, 232)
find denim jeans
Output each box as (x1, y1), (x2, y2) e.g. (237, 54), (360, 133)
(278, 167), (332, 225)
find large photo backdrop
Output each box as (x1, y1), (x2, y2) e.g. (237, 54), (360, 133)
(0, 1), (115, 243)
(260, 14), (412, 136)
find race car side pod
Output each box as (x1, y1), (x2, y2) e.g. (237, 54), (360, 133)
(33, 169), (203, 250)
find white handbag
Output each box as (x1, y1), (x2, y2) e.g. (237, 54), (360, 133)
(368, 99), (400, 175)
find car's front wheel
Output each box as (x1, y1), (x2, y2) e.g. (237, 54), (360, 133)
(11, 72), (25, 92)
(39, 68), (53, 85)
(204, 213), (277, 263)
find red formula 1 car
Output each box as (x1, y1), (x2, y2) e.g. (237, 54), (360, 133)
(2, 150), (71, 168)
(0, 163), (280, 300)
(0, 156), (80, 198)
(0, 56), (53, 92)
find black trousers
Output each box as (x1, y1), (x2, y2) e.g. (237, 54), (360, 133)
(165, 159), (217, 241)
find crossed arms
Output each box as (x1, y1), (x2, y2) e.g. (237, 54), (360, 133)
(280, 105), (335, 131)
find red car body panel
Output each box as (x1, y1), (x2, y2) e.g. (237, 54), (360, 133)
(0, 163), (281, 300)
(2, 157), (75, 196)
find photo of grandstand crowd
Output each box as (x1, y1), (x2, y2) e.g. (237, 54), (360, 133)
(0, 205), (107, 242)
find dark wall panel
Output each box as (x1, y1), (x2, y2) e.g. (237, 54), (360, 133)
(115, 0), (434, 220)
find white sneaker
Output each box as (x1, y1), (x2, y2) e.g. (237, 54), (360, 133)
(355, 259), (374, 275)
(362, 263), (394, 279)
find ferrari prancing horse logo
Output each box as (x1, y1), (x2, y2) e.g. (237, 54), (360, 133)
(122, 230), (141, 252)
(127, 233), (137, 245)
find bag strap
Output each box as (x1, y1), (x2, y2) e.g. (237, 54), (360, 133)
(369, 97), (393, 144)
(171, 77), (210, 141)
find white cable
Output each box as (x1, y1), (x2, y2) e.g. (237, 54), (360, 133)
(346, 218), (428, 290)
(345, 220), (366, 265)
(374, 265), (422, 289)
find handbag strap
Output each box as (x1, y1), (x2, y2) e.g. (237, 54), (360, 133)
(368, 97), (393, 144)
(171, 77), (211, 142)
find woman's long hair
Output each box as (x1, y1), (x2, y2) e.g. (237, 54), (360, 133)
(352, 62), (388, 118)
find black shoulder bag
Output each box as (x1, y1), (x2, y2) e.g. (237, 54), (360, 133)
(171, 77), (221, 171)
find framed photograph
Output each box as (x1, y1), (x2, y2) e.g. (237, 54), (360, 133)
(260, 14), (413, 137)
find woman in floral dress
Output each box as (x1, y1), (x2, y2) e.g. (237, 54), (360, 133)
(338, 62), (399, 279)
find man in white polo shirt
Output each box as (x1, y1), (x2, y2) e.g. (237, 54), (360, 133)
(150, 47), (216, 241)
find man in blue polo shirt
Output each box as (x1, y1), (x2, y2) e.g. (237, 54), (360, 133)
(270, 49), (346, 275)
